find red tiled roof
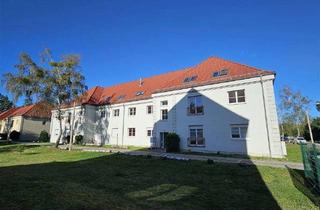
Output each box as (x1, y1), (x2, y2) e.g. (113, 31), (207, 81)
(79, 57), (275, 106)
(0, 102), (53, 120)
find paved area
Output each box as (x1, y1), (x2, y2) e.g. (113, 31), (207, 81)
(59, 145), (304, 170)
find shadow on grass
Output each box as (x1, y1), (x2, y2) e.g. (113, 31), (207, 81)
(287, 166), (320, 207)
(0, 151), (281, 210)
(0, 143), (42, 153)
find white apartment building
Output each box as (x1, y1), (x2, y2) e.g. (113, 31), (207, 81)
(49, 57), (286, 158)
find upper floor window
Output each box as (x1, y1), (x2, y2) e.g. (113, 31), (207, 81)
(188, 125), (205, 146)
(161, 109), (168, 120)
(147, 105), (153, 114)
(128, 128), (136, 136)
(231, 124), (248, 139)
(129, 107), (136, 116)
(188, 95), (203, 115)
(147, 128), (152, 137)
(160, 100), (168, 106)
(100, 111), (106, 118)
(113, 109), (120, 117)
(228, 89), (245, 104)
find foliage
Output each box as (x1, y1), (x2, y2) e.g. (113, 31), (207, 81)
(0, 93), (13, 112)
(0, 133), (7, 140)
(75, 135), (84, 145)
(38, 130), (50, 142)
(164, 133), (180, 152)
(9, 130), (20, 140)
(303, 118), (320, 141)
(279, 86), (311, 136)
(317, 101), (320, 112)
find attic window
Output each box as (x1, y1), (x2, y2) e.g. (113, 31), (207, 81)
(213, 69), (229, 77)
(136, 91), (144, 96)
(183, 75), (198, 83)
(117, 95), (126, 101)
(103, 96), (111, 103)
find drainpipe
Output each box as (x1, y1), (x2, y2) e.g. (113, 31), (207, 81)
(260, 75), (272, 158)
(121, 104), (125, 148)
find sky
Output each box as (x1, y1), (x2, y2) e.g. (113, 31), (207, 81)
(0, 0), (319, 116)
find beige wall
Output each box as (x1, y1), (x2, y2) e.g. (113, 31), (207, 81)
(20, 117), (50, 141)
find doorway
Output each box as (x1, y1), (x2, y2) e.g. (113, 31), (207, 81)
(160, 132), (168, 149)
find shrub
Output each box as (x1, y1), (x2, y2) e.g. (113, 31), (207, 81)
(75, 135), (84, 145)
(9, 130), (20, 140)
(164, 133), (180, 153)
(0, 133), (7, 140)
(38, 130), (50, 142)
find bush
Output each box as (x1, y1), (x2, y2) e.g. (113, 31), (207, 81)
(0, 133), (7, 140)
(38, 130), (50, 142)
(75, 135), (84, 145)
(164, 133), (180, 153)
(9, 130), (20, 140)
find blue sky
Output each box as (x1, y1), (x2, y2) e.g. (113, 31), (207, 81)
(0, 0), (319, 116)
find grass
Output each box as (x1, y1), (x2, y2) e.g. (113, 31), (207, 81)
(0, 143), (318, 210)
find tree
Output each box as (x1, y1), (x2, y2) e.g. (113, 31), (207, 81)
(317, 101), (320, 112)
(2, 53), (46, 105)
(42, 50), (87, 148)
(0, 93), (13, 112)
(303, 118), (320, 142)
(279, 86), (313, 141)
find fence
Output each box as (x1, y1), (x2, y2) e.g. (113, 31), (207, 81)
(300, 143), (320, 194)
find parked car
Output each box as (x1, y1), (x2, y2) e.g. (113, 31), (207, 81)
(293, 137), (307, 144)
(281, 136), (289, 142)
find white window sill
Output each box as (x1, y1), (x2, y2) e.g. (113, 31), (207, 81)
(231, 138), (248, 141)
(188, 144), (205, 147)
(229, 102), (246, 106)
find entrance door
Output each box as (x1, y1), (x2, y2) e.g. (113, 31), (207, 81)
(111, 128), (119, 146)
(160, 132), (168, 149)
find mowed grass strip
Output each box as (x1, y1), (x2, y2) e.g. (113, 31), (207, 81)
(0, 144), (318, 210)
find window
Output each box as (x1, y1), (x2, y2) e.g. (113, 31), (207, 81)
(183, 75), (198, 83)
(129, 107), (136, 116)
(228, 89), (245, 104)
(147, 105), (153, 114)
(160, 100), (168, 106)
(188, 95), (203, 115)
(117, 95), (126, 101)
(113, 109), (120, 117)
(136, 91), (144, 96)
(128, 128), (135, 136)
(147, 129), (152, 137)
(10, 120), (14, 128)
(161, 109), (168, 120)
(188, 126), (205, 146)
(213, 68), (229, 77)
(42, 121), (46, 125)
(231, 125), (248, 139)
(100, 111), (106, 118)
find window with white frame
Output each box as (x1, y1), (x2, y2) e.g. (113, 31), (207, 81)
(161, 109), (168, 120)
(128, 128), (135, 136)
(129, 107), (136, 116)
(188, 125), (205, 146)
(230, 125), (248, 139)
(228, 89), (245, 104)
(160, 100), (168, 106)
(188, 95), (203, 115)
(100, 110), (106, 118)
(147, 128), (152, 137)
(147, 105), (153, 114)
(113, 109), (120, 117)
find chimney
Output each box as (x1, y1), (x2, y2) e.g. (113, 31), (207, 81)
(139, 78), (143, 87)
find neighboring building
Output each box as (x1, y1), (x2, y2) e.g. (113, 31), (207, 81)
(50, 57), (286, 158)
(0, 103), (52, 141)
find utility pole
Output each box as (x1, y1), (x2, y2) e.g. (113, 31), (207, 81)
(306, 110), (314, 143)
(69, 101), (76, 151)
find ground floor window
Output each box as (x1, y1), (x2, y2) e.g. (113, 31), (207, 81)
(147, 128), (152, 137)
(128, 128), (135, 136)
(230, 124), (248, 139)
(188, 125), (205, 146)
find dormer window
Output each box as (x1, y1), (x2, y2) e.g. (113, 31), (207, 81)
(136, 91), (144, 96)
(183, 75), (198, 83)
(213, 68), (229, 77)
(117, 95), (126, 101)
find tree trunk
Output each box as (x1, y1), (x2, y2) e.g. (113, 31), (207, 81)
(55, 109), (63, 148)
(306, 111), (314, 143)
(297, 125), (300, 137)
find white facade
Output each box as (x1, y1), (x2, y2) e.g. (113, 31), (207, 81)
(50, 74), (286, 158)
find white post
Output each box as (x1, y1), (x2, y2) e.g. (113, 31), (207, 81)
(69, 101), (76, 151)
(306, 111), (314, 143)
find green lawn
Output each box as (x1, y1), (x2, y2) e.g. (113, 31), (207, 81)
(0, 143), (318, 210)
